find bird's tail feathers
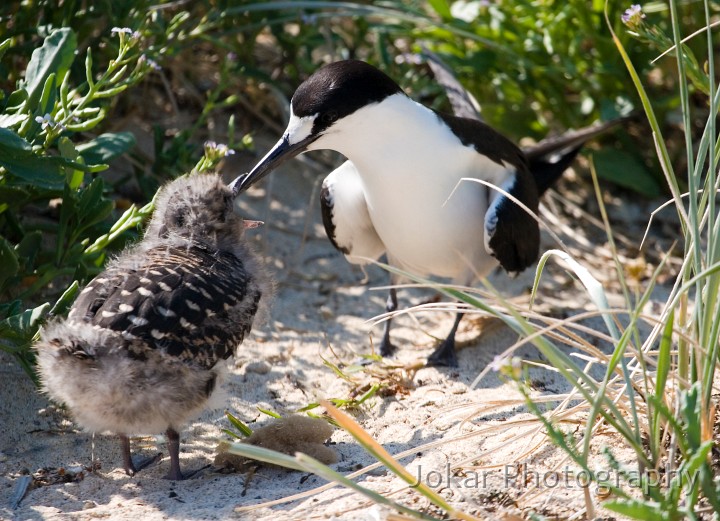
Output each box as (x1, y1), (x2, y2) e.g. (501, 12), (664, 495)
(528, 145), (584, 195)
(525, 116), (633, 194)
(523, 116), (631, 162)
(419, 49), (632, 194)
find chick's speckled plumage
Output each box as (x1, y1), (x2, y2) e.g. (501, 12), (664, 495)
(35, 173), (267, 478)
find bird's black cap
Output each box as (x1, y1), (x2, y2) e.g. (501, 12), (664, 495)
(231, 60), (403, 195)
(291, 59), (403, 135)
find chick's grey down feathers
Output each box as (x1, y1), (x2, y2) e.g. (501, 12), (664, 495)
(66, 246), (256, 370)
(36, 173), (266, 477)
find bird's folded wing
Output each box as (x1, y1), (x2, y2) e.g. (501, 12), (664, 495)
(69, 245), (261, 368)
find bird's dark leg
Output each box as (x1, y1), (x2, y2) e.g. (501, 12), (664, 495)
(121, 435), (136, 476)
(426, 311), (464, 367)
(165, 428), (184, 480)
(378, 287), (398, 357)
(120, 434), (161, 476)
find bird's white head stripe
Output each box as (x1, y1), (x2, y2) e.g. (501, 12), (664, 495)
(285, 112), (316, 146)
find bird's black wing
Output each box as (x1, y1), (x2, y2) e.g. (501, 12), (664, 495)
(423, 48), (482, 121)
(320, 182), (347, 255)
(483, 170), (541, 273)
(435, 112), (540, 273)
(69, 245), (261, 369)
(435, 112), (527, 173)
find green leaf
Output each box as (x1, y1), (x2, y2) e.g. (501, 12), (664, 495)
(0, 300), (21, 319)
(23, 28), (77, 109)
(5, 89), (28, 111)
(651, 309), (673, 457)
(15, 231), (42, 269)
(58, 136), (78, 160)
(58, 137), (84, 189)
(0, 114), (27, 129)
(0, 38), (11, 61)
(38, 72), (58, 116)
(77, 132), (137, 165)
(0, 128), (32, 152)
(681, 383), (702, 450)
(427, 0), (452, 20)
(221, 428), (243, 440)
(592, 149), (661, 197)
(683, 440), (713, 482)
(0, 129), (95, 188)
(0, 303), (51, 344)
(654, 310), (672, 401)
(66, 169), (84, 190)
(84, 48), (94, 89)
(0, 185), (31, 212)
(0, 301), (51, 384)
(0, 128), (65, 188)
(65, 108), (106, 132)
(77, 177), (113, 229)
(0, 153), (66, 189)
(50, 281), (79, 316)
(0, 236), (20, 289)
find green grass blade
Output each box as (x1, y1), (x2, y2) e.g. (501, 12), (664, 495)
(536, 249), (618, 339)
(226, 442), (309, 472)
(223, 2), (522, 61)
(294, 453), (440, 521)
(651, 309), (673, 461)
(225, 442), (441, 520)
(257, 407), (281, 419)
(225, 411), (253, 437)
(604, 0), (687, 229)
(603, 498), (663, 520)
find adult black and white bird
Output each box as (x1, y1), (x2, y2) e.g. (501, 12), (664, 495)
(36, 173), (267, 480)
(232, 59), (618, 367)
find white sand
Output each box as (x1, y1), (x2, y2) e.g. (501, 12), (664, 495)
(1, 153), (656, 520)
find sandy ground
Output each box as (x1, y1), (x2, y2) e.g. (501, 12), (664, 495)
(1, 148), (670, 520)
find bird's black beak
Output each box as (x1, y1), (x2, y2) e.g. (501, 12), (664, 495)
(230, 133), (316, 197)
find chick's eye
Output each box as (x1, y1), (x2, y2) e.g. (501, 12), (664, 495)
(322, 111), (338, 124)
(174, 211), (186, 227)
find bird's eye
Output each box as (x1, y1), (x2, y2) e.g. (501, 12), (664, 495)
(322, 111), (338, 124)
(174, 211), (186, 227)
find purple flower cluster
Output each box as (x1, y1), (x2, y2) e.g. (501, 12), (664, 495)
(621, 4), (646, 27)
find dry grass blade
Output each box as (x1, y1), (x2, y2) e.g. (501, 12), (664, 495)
(321, 400), (483, 521)
(226, 441), (436, 520)
(651, 19), (720, 63)
(233, 422), (509, 514)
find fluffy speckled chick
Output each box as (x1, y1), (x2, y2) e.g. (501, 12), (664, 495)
(35, 173), (268, 480)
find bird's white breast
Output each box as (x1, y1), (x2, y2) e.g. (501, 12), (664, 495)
(312, 94), (514, 283)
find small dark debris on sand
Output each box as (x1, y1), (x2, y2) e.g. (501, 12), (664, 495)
(10, 463), (99, 510)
